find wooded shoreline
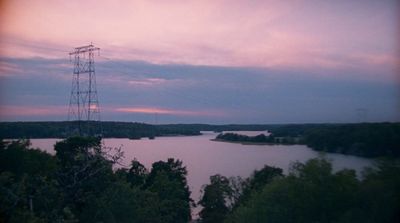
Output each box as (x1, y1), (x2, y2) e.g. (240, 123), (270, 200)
(1, 121), (399, 158)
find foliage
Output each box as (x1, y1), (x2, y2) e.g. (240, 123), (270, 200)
(198, 174), (234, 223)
(0, 139), (60, 222)
(235, 165), (283, 208)
(0, 121), (201, 139)
(216, 133), (272, 143)
(0, 140), (57, 178)
(125, 159), (148, 187)
(145, 158), (193, 223)
(223, 158), (400, 223)
(54, 136), (123, 221)
(3, 122), (399, 158)
(215, 132), (301, 145)
(215, 123), (400, 158)
(2, 133), (400, 222)
(198, 165), (283, 223)
(303, 123), (400, 157)
(0, 138), (193, 223)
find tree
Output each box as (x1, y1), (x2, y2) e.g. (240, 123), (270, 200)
(234, 165), (283, 209)
(145, 158), (192, 223)
(199, 174), (233, 223)
(0, 140), (61, 222)
(0, 139), (56, 178)
(357, 160), (400, 223)
(126, 159), (148, 187)
(54, 136), (123, 222)
(225, 158), (361, 223)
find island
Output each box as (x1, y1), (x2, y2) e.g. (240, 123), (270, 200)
(213, 132), (302, 145)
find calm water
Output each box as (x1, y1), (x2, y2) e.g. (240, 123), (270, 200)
(29, 131), (373, 217)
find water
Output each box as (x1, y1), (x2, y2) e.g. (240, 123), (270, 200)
(28, 132), (373, 217)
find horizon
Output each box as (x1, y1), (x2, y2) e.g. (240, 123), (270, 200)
(1, 120), (399, 126)
(1, 0), (399, 123)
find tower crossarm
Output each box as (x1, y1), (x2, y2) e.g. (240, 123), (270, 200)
(69, 44), (100, 55)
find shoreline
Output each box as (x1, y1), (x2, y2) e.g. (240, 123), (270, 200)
(210, 138), (295, 146)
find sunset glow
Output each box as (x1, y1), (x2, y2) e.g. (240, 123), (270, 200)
(0, 0), (399, 123)
(1, 1), (398, 70)
(115, 107), (223, 117)
(0, 105), (65, 117)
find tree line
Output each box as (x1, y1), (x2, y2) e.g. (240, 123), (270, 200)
(215, 132), (301, 144)
(302, 123), (400, 157)
(0, 121), (201, 139)
(215, 123), (400, 158)
(0, 122), (288, 139)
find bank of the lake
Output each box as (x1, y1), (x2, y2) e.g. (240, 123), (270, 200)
(212, 138), (278, 145)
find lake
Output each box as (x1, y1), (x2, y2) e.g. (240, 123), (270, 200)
(29, 131), (373, 217)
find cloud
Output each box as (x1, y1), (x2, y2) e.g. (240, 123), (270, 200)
(0, 54), (399, 123)
(0, 105), (65, 117)
(128, 78), (167, 86)
(0, 61), (24, 77)
(1, 1), (398, 73)
(115, 107), (224, 117)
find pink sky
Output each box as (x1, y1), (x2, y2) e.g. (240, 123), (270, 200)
(0, 0), (399, 122)
(1, 0), (398, 71)
(116, 107), (225, 117)
(0, 105), (65, 117)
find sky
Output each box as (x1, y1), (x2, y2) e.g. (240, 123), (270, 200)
(0, 0), (399, 124)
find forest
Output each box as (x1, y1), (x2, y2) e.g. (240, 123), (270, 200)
(0, 122), (282, 139)
(1, 137), (399, 222)
(0, 122), (202, 139)
(0, 121), (327, 139)
(215, 123), (400, 158)
(214, 132), (300, 144)
(0, 122), (292, 139)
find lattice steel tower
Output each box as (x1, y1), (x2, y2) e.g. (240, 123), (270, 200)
(68, 44), (101, 136)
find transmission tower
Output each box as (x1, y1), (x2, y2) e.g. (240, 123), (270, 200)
(68, 44), (101, 136)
